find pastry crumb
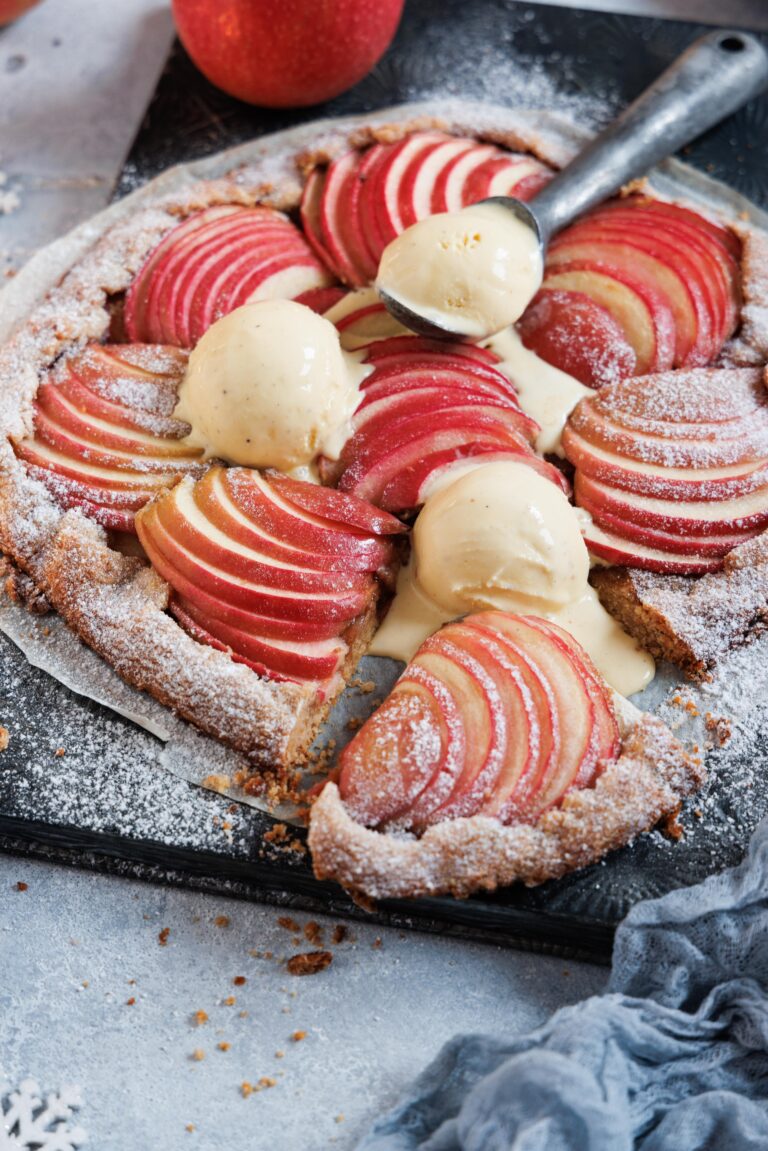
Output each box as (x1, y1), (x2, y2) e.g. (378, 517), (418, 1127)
(214, 915), (230, 928)
(191, 1049), (205, 1062)
(201, 773), (231, 793)
(0, 727), (9, 751)
(15, 881), (27, 892)
(158, 927), (170, 947)
(287, 951), (333, 977)
(193, 1010), (209, 1027)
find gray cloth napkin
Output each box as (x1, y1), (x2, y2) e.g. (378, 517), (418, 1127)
(358, 819), (768, 1150)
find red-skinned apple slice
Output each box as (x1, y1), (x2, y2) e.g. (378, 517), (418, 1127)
(547, 236), (706, 366)
(381, 442), (570, 511)
(542, 261), (676, 374)
(411, 624), (534, 825)
(336, 611), (619, 833)
(551, 221), (719, 364)
(574, 471), (768, 538)
(152, 484), (372, 595)
(458, 617), (556, 821)
(363, 132), (447, 254)
(461, 155), (551, 203)
(293, 285), (347, 314)
(470, 613), (597, 820)
(518, 288), (637, 387)
(137, 501), (371, 623)
(398, 136), (474, 226)
(582, 521), (723, 574)
(394, 641), (496, 824)
(338, 676), (453, 827)
(138, 211), (270, 345)
(430, 142), (498, 213)
(299, 167), (337, 273)
(172, 595), (347, 682)
(124, 206), (238, 341)
(562, 423), (768, 502)
(193, 469), (395, 573)
(319, 150), (378, 285)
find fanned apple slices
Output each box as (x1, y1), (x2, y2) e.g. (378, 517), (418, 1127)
(321, 334), (569, 512)
(15, 343), (205, 532)
(124, 205), (335, 347)
(301, 130), (552, 287)
(518, 196), (742, 387)
(563, 366), (768, 574)
(336, 611), (620, 832)
(135, 466), (405, 687)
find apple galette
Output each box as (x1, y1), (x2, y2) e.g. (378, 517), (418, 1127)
(0, 109), (765, 901)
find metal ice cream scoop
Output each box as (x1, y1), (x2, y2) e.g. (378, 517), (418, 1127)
(379, 29), (768, 340)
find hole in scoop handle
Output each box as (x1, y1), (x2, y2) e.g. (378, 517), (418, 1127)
(530, 30), (768, 241)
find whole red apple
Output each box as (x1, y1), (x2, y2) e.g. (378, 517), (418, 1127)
(0, 0), (42, 26)
(172, 0), (405, 109)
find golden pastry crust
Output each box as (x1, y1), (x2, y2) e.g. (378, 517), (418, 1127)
(309, 702), (704, 901)
(591, 529), (768, 682)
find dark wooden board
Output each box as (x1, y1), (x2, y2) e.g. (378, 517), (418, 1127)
(3, 0), (767, 961)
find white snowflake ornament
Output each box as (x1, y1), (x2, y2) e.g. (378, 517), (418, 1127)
(0, 1079), (87, 1151)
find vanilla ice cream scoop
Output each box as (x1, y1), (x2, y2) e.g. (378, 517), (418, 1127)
(370, 460), (654, 697)
(415, 461), (586, 615)
(376, 202), (542, 341)
(174, 299), (369, 471)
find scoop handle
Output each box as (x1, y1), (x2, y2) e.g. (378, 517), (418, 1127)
(531, 29), (768, 242)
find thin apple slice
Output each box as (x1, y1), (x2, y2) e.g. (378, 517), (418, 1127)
(427, 621), (537, 822)
(562, 423), (768, 502)
(172, 595), (347, 682)
(519, 616), (619, 787)
(430, 142), (498, 213)
(338, 676), (453, 827)
(518, 288), (637, 387)
(125, 206), (332, 347)
(152, 485), (372, 595)
(574, 471), (768, 538)
(459, 616), (556, 820)
(547, 236), (702, 366)
(319, 150), (378, 286)
(293, 285), (347, 314)
(383, 441), (570, 511)
(193, 469), (393, 572)
(583, 520), (723, 574)
(395, 642), (495, 823)
(462, 155), (552, 203)
(363, 132), (449, 255)
(299, 167), (337, 273)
